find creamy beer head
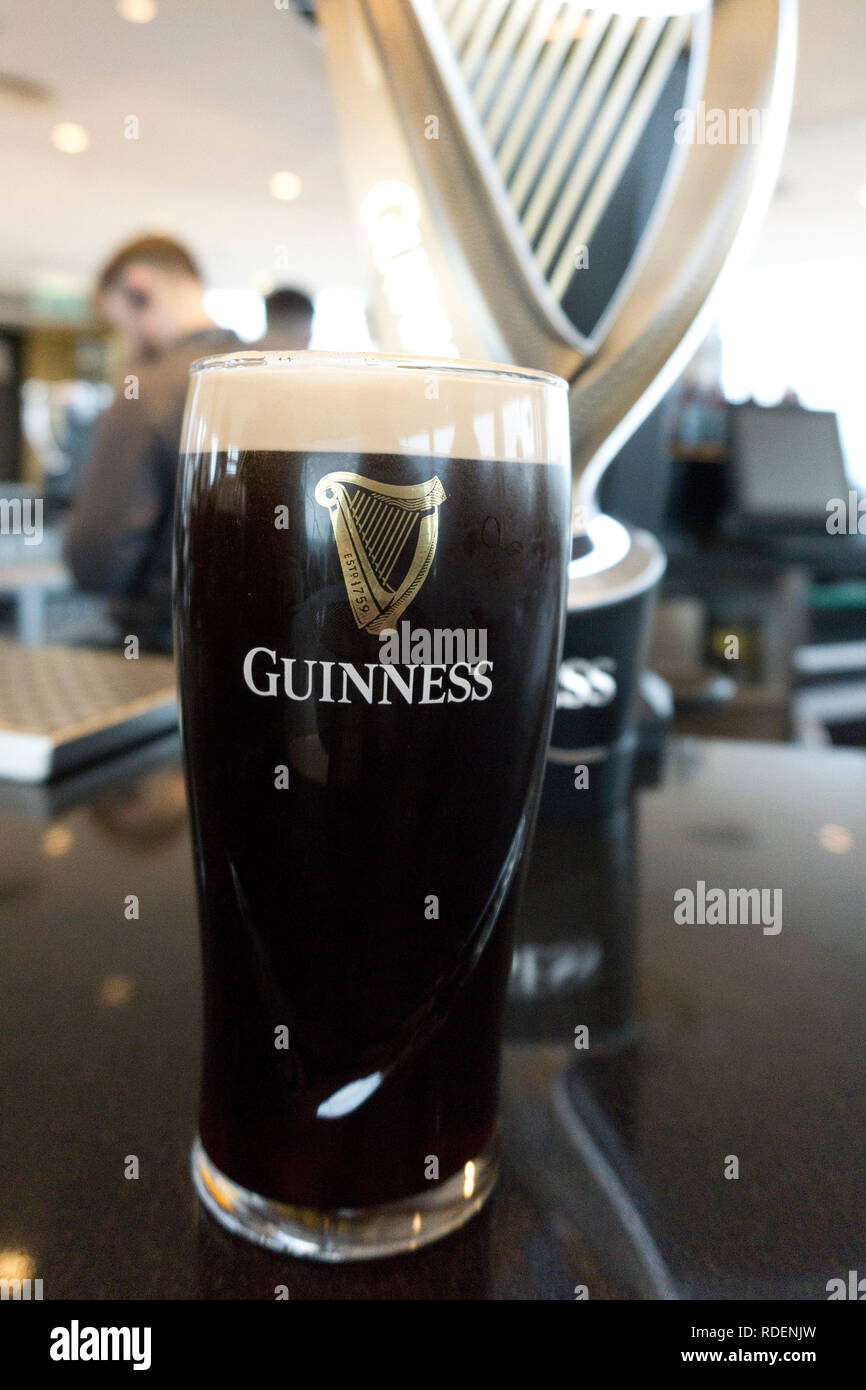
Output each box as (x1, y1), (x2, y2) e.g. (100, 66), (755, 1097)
(183, 349), (569, 465)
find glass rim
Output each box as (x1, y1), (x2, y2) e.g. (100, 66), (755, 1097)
(189, 348), (569, 391)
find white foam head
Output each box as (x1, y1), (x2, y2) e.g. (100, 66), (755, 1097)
(181, 351), (570, 465)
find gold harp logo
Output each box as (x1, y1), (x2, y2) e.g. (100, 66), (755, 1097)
(315, 471), (447, 633)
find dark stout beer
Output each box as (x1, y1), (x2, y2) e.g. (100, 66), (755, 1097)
(175, 354), (570, 1256)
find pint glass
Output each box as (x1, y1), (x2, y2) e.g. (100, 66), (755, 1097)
(174, 351), (570, 1259)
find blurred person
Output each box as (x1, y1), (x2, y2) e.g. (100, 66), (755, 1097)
(259, 286), (314, 350)
(64, 235), (241, 653)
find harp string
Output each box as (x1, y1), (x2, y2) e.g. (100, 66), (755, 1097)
(347, 486), (421, 593)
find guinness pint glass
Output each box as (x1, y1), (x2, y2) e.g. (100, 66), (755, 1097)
(175, 351), (570, 1259)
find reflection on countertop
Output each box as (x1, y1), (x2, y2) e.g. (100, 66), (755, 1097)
(1, 735), (865, 1298)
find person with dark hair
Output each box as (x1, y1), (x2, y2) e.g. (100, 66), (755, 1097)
(260, 286), (315, 350)
(65, 234), (240, 652)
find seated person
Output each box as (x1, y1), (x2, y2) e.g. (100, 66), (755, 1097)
(65, 234), (240, 653)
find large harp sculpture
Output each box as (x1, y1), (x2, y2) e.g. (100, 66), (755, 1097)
(310, 0), (797, 803)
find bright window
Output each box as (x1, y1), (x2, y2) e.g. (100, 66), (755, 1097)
(717, 258), (866, 489)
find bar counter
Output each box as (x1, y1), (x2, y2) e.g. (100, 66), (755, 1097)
(1, 735), (864, 1299)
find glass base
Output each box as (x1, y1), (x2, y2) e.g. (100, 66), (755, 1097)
(191, 1132), (499, 1262)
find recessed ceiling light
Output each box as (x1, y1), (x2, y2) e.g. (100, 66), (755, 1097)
(52, 122), (89, 154)
(117, 0), (158, 21)
(818, 823), (853, 854)
(269, 171), (303, 202)
(857, 184), (866, 211)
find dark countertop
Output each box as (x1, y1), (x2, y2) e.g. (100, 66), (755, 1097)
(1, 734), (864, 1300)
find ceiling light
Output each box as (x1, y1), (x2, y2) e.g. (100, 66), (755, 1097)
(117, 0), (158, 21)
(269, 171), (303, 202)
(857, 184), (866, 211)
(818, 823), (853, 854)
(51, 122), (89, 154)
